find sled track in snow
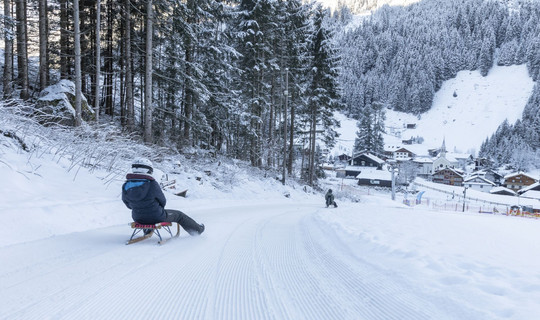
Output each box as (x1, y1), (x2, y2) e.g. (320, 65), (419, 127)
(252, 209), (434, 320)
(0, 203), (482, 319)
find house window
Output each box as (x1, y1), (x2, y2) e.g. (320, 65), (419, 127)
(361, 161), (365, 166)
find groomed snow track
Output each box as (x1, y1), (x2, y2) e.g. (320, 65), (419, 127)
(0, 202), (480, 319)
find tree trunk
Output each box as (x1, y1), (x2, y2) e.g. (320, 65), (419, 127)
(183, 43), (193, 144)
(59, 0), (69, 78)
(288, 102), (295, 176)
(73, 0), (82, 127)
(94, 0), (101, 122)
(79, 0), (89, 101)
(143, 0), (153, 143)
(309, 107), (317, 186)
(104, 0), (114, 116)
(15, 0), (29, 100)
(3, 0), (14, 98)
(125, 0), (134, 130)
(282, 68), (288, 184)
(38, 0), (49, 91)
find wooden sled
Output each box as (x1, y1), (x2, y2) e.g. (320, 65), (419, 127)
(126, 222), (180, 245)
(175, 189), (188, 197)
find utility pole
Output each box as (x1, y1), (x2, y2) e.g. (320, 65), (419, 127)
(388, 161), (397, 200)
(282, 68), (288, 185)
(462, 186), (468, 212)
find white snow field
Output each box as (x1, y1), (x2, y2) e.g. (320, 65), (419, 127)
(2, 141), (540, 320)
(332, 64), (534, 156)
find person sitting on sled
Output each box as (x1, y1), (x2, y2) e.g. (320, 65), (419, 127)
(122, 158), (205, 236)
(325, 189), (338, 208)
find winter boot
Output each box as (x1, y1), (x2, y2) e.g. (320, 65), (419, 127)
(199, 224), (205, 235)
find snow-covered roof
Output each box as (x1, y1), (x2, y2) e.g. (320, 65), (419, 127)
(433, 167), (464, 176)
(519, 190), (540, 200)
(464, 176), (496, 186)
(503, 171), (537, 180)
(413, 157), (434, 164)
(518, 182), (540, 193)
(489, 186), (516, 196)
(336, 166), (362, 172)
(440, 154), (459, 163)
(356, 167), (392, 180)
(448, 152), (472, 160)
(385, 143), (430, 157)
(352, 152), (385, 164)
(394, 147), (414, 154)
(363, 153), (385, 164)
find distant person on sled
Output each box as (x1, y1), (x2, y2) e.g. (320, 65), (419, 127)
(122, 158), (205, 236)
(325, 189), (338, 208)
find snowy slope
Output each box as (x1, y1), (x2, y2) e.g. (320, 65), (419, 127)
(332, 64), (534, 157)
(2, 122), (540, 319)
(317, 0), (421, 12)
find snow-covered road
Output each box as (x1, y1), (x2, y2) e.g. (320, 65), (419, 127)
(2, 200), (484, 320)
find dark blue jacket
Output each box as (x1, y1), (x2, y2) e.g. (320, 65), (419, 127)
(122, 173), (167, 224)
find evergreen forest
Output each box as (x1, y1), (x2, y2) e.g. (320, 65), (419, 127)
(2, 0), (540, 186)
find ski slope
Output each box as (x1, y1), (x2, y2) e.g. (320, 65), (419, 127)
(331, 64), (534, 157)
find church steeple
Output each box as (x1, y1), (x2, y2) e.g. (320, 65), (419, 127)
(440, 138), (447, 158)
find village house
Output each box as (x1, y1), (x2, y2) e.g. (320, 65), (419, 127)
(474, 157), (493, 170)
(335, 152), (385, 179)
(384, 145), (401, 159)
(331, 153), (352, 168)
(432, 167), (465, 186)
(350, 152), (385, 169)
(471, 169), (503, 185)
(503, 172), (537, 192)
(517, 182), (540, 200)
(427, 148), (439, 157)
(463, 175), (496, 193)
(356, 167), (393, 187)
(401, 138), (414, 145)
(451, 153), (473, 169)
(336, 153), (352, 163)
(413, 157), (434, 177)
(335, 166), (362, 178)
(489, 186), (516, 196)
(392, 147), (415, 160)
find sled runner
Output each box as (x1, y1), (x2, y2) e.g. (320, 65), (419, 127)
(126, 222), (180, 245)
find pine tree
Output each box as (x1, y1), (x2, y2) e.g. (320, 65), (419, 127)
(73, 0), (82, 126)
(281, 0), (312, 175)
(38, 0), (49, 91)
(144, 0), (154, 143)
(305, 5), (342, 185)
(234, 0), (277, 167)
(478, 28), (495, 76)
(3, 0), (14, 98)
(353, 101), (385, 155)
(15, 0), (29, 100)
